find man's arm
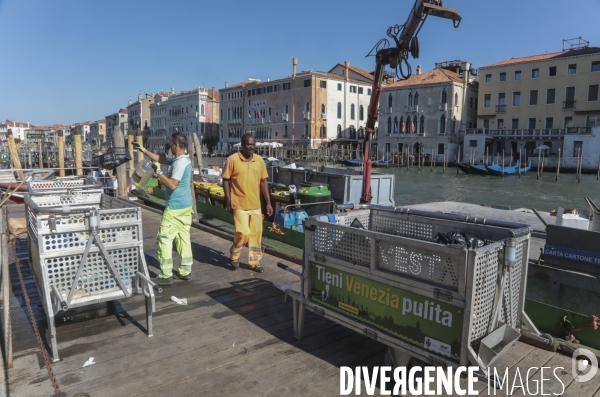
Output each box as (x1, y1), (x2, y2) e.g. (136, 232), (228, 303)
(223, 179), (232, 213)
(156, 172), (179, 191)
(260, 178), (273, 217)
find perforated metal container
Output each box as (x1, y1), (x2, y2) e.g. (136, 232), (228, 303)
(300, 207), (531, 370)
(24, 188), (155, 361)
(27, 176), (102, 193)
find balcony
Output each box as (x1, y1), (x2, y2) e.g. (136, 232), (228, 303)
(282, 114), (288, 122)
(496, 104), (506, 113)
(303, 111), (310, 120)
(385, 107), (393, 114)
(439, 103), (447, 111)
(563, 100), (576, 110)
(321, 113), (327, 120)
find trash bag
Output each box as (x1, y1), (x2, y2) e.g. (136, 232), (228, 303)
(434, 231), (485, 249)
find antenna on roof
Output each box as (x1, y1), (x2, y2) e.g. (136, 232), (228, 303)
(563, 37), (589, 51)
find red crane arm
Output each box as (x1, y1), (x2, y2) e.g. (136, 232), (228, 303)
(360, 0), (461, 204)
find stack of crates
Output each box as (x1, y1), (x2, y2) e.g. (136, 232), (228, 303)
(24, 177), (155, 361)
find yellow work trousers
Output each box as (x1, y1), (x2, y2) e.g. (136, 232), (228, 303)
(230, 208), (263, 267)
(157, 206), (193, 278)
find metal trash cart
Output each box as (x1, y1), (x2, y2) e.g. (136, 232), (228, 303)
(280, 206), (539, 374)
(24, 186), (156, 361)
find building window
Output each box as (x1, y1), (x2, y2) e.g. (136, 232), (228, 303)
(419, 116), (425, 134)
(592, 61), (600, 72)
(387, 116), (392, 134)
(321, 104), (326, 114)
(547, 88), (556, 104)
(588, 84), (599, 101)
(513, 92), (521, 106)
(469, 140), (477, 147)
(367, 89), (372, 95)
(564, 116), (573, 128)
(514, 71), (522, 80)
(283, 83), (291, 90)
(350, 86), (357, 93)
(498, 93), (506, 109)
(414, 92), (419, 105)
(531, 69), (539, 79)
(439, 114), (446, 134)
(304, 123), (309, 136)
(568, 64), (577, 75)
(304, 79), (311, 87)
(497, 118), (504, 129)
(285, 104), (289, 115)
(274, 84), (280, 92)
(284, 125), (287, 137)
(484, 94), (491, 108)
(408, 92), (413, 105)
(441, 88), (447, 103)
(454, 92), (458, 105)
(267, 86), (273, 93)
(337, 125), (342, 138)
(358, 87), (363, 94)
(545, 117), (553, 129)
(388, 94), (393, 108)
(548, 66), (557, 77)
(305, 102), (310, 113)
(511, 119), (519, 130)
(573, 141), (582, 157)
(586, 115), (597, 127)
(337, 102), (342, 118)
(337, 83), (342, 91)
(359, 105), (364, 121)
(437, 143), (445, 155)
(528, 118), (536, 130)
(499, 72), (506, 82)
(529, 90), (538, 105)
(485, 74), (491, 83)
(320, 80), (327, 88)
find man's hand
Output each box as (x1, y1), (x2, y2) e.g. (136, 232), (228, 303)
(133, 142), (146, 153)
(152, 161), (161, 173)
(225, 200), (233, 214)
(265, 203), (273, 217)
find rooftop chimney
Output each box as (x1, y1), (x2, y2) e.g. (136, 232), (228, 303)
(292, 58), (298, 78)
(171, 87), (175, 94)
(344, 61), (350, 81)
(416, 65), (422, 75)
(225, 81), (228, 88)
(461, 61), (471, 85)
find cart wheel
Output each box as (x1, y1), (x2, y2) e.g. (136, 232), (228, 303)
(541, 333), (553, 346)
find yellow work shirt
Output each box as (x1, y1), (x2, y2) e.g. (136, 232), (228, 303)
(222, 152), (268, 210)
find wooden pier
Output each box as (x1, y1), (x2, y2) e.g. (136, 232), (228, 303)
(4, 204), (600, 396)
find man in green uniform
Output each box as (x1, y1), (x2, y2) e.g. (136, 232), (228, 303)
(134, 132), (193, 285)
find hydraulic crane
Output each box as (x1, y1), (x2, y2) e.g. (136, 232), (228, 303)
(360, 0), (461, 204)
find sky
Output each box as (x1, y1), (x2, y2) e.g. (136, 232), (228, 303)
(1, 0), (599, 126)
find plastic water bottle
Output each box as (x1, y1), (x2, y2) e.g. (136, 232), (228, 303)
(132, 158), (154, 188)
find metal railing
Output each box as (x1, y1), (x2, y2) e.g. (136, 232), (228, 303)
(466, 127), (592, 136)
(496, 104), (506, 112)
(563, 100), (576, 110)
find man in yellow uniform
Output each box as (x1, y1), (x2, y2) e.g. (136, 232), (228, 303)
(223, 134), (273, 273)
(134, 132), (193, 285)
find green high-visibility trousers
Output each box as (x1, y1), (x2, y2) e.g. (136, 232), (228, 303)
(157, 206), (193, 278)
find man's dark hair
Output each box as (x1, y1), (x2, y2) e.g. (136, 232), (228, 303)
(241, 133), (254, 145)
(171, 132), (188, 149)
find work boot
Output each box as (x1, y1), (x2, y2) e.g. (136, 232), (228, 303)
(174, 270), (192, 281)
(251, 264), (265, 274)
(152, 276), (173, 286)
(230, 260), (238, 271)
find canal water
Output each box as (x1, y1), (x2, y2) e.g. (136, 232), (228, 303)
(204, 157), (599, 213)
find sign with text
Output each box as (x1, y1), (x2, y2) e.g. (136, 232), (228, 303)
(309, 261), (463, 361)
(544, 244), (600, 265)
(27, 133), (45, 140)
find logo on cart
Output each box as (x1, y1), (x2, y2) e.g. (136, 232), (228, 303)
(572, 348), (598, 383)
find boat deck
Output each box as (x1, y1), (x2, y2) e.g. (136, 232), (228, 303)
(4, 204), (600, 396)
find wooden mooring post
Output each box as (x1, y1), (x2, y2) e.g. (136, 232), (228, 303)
(113, 124), (128, 199)
(556, 148), (561, 182)
(128, 131), (135, 176)
(74, 129), (83, 176)
(7, 130), (24, 182)
(186, 134), (199, 223)
(58, 131), (65, 177)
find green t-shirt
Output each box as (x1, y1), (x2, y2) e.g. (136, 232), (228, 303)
(164, 155), (192, 210)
